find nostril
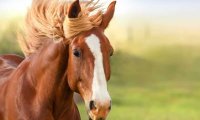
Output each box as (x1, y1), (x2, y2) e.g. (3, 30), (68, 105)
(89, 100), (96, 110)
(98, 118), (104, 120)
(109, 101), (112, 110)
(108, 105), (111, 110)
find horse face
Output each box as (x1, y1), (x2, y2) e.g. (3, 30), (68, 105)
(67, 28), (113, 120)
(67, 1), (116, 120)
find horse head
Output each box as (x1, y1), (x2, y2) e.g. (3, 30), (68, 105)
(66, 1), (116, 120)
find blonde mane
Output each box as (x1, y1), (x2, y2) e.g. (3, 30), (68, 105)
(18, 0), (103, 56)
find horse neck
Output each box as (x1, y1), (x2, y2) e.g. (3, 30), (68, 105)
(25, 41), (75, 115)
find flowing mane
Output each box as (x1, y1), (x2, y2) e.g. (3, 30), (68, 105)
(18, 0), (103, 56)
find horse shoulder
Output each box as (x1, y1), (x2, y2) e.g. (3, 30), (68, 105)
(0, 54), (23, 120)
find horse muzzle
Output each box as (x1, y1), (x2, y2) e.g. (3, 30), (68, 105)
(88, 100), (111, 120)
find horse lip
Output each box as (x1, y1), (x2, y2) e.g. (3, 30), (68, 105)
(88, 112), (95, 120)
(88, 112), (93, 120)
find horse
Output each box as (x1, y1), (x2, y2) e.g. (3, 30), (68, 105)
(0, 0), (116, 120)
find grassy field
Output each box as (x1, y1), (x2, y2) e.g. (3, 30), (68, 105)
(1, 17), (200, 120)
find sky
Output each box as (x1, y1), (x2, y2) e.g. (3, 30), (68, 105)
(115, 0), (200, 18)
(0, 0), (200, 18)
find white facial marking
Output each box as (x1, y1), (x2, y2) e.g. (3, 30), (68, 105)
(85, 34), (111, 104)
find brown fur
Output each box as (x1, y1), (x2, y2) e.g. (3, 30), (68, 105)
(0, 55), (24, 120)
(0, 41), (81, 120)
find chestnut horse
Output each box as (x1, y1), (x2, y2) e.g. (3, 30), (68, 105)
(0, 0), (116, 120)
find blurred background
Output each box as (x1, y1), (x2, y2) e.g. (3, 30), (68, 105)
(1, 0), (200, 119)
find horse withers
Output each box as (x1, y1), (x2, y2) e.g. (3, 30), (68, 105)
(0, 0), (116, 120)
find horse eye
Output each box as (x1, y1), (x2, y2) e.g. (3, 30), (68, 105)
(73, 49), (81, 57)
(110, 51), (114, 57)
(110, 47), (114, 57)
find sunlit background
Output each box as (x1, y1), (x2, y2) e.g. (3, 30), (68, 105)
(1, 0), (200, 120)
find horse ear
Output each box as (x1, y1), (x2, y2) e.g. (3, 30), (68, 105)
(100, 1), (116, 30)
(68, 0), (81, 18)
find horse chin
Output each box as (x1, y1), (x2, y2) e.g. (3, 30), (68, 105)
(89, 117), (92, 120)
(88, 112), (95, 120)
(88, 112), (105, 120)
(89, 116), (95, 120)
(88, 116), (106, 120)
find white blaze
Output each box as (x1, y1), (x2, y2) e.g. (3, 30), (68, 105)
(85, 34), (111, 104)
